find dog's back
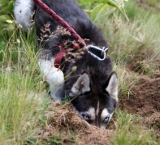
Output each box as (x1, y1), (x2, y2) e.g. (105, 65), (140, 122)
(14, 0), (118, 129)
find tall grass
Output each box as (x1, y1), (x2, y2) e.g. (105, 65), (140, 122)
(0, 0), (160, 144)
(95, 1), (160, 67)
(0, 29), (49, 144)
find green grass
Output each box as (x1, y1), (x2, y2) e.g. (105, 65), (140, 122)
(112, 109), (158, 145)
(97, 12), (160, 65)
(0, 0), (160, 144)
(0, 29), (49, 144)
(95, 1), (160, 144)
(93, 0), (160, 79)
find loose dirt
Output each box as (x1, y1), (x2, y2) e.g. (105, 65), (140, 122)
(38, 102), (112, 145)
(37, 69), (160, 144)
(36, 72), (160, 144)
(120, 75), (160, 137)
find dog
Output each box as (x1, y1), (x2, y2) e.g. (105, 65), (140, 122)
(14, 0), (118, 129)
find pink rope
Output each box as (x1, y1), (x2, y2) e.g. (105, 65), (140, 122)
(33, 0), (86, 47)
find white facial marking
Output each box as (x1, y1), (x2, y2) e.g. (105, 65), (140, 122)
(100, 109), (113, 129)
(81, 107), (95, 120)
(38, 58), (64, 100)
(101, 108), (113, 121)
(96, 101), (100, 116)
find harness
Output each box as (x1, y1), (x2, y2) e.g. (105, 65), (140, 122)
(33, 0), (108, 68)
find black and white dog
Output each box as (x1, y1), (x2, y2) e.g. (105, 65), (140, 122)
(14, 0), (118, 129)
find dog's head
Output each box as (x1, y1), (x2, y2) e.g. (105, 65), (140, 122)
(68, 71), (118, 129)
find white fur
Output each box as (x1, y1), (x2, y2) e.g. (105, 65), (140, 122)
(38, 58), (64, 100)
(81, 107), (96, 120)
(100, 109), (113, 129)
(70, 73), (90, 97)
(81, 107), (113, 129)
(101, 109), (110, 120)
(106, 73), (118, 102)
(87, 107), (96, 120)
(14, 0), (34, 31)
(96, 101), (100, 116)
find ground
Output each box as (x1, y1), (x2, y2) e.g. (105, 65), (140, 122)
(120, 70), (160, 138)
(36, 69), (160, 144)
(34, 0), (160, 142)
(1, 0), (160, 145)
(35, 102), (112, 145)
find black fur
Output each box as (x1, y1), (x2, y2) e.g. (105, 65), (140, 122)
(13, 0), (118, 128)
(35, 0), (113, 104)
(35, 0), (107, 47)
(35, 0), (116, 127)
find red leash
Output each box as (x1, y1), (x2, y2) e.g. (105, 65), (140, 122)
(33, 0), (86, 46)
(33, 0), (86, 68)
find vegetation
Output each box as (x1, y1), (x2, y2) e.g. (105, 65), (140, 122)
(0, 0), (160, 144)
(0, 0), (14, 36)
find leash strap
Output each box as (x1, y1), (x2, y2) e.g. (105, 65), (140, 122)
(33, 0), (108, 68)
(54, 49), (67, 68)
(54, 43), (81, 68)
(33, 0), (87, 68)
(33, 0), (86, 47)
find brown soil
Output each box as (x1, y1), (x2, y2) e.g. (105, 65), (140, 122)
(36, 57), (160, 144)
(120, 75), (160, 137)
(37, 102), (112, 145)
(36, 72), (160, 144)
(37, 67), (160, 144)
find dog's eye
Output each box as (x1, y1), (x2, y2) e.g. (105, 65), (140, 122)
(82, 114), (90, 121)
(104, 116), (109, 123)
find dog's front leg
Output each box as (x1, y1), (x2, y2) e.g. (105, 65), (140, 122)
(38, 50), (64, 101)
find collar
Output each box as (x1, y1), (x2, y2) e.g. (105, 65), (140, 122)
(54, 43), (80, 68)
(87, 45), (108, 61)
(54, 44), (108, 68)
(54, 49), (67, 68)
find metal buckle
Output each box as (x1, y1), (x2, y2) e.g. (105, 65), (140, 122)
(87, 45), (108, 61)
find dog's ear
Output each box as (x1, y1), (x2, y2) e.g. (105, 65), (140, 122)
(69, 73), (90, 97)
(106, 72), (118, 102)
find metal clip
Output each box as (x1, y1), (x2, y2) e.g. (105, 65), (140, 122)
(87, 45), (108, 61)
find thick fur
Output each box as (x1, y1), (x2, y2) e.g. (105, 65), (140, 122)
(14, 0), (118, 129)
(14, 0), (35, 31)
